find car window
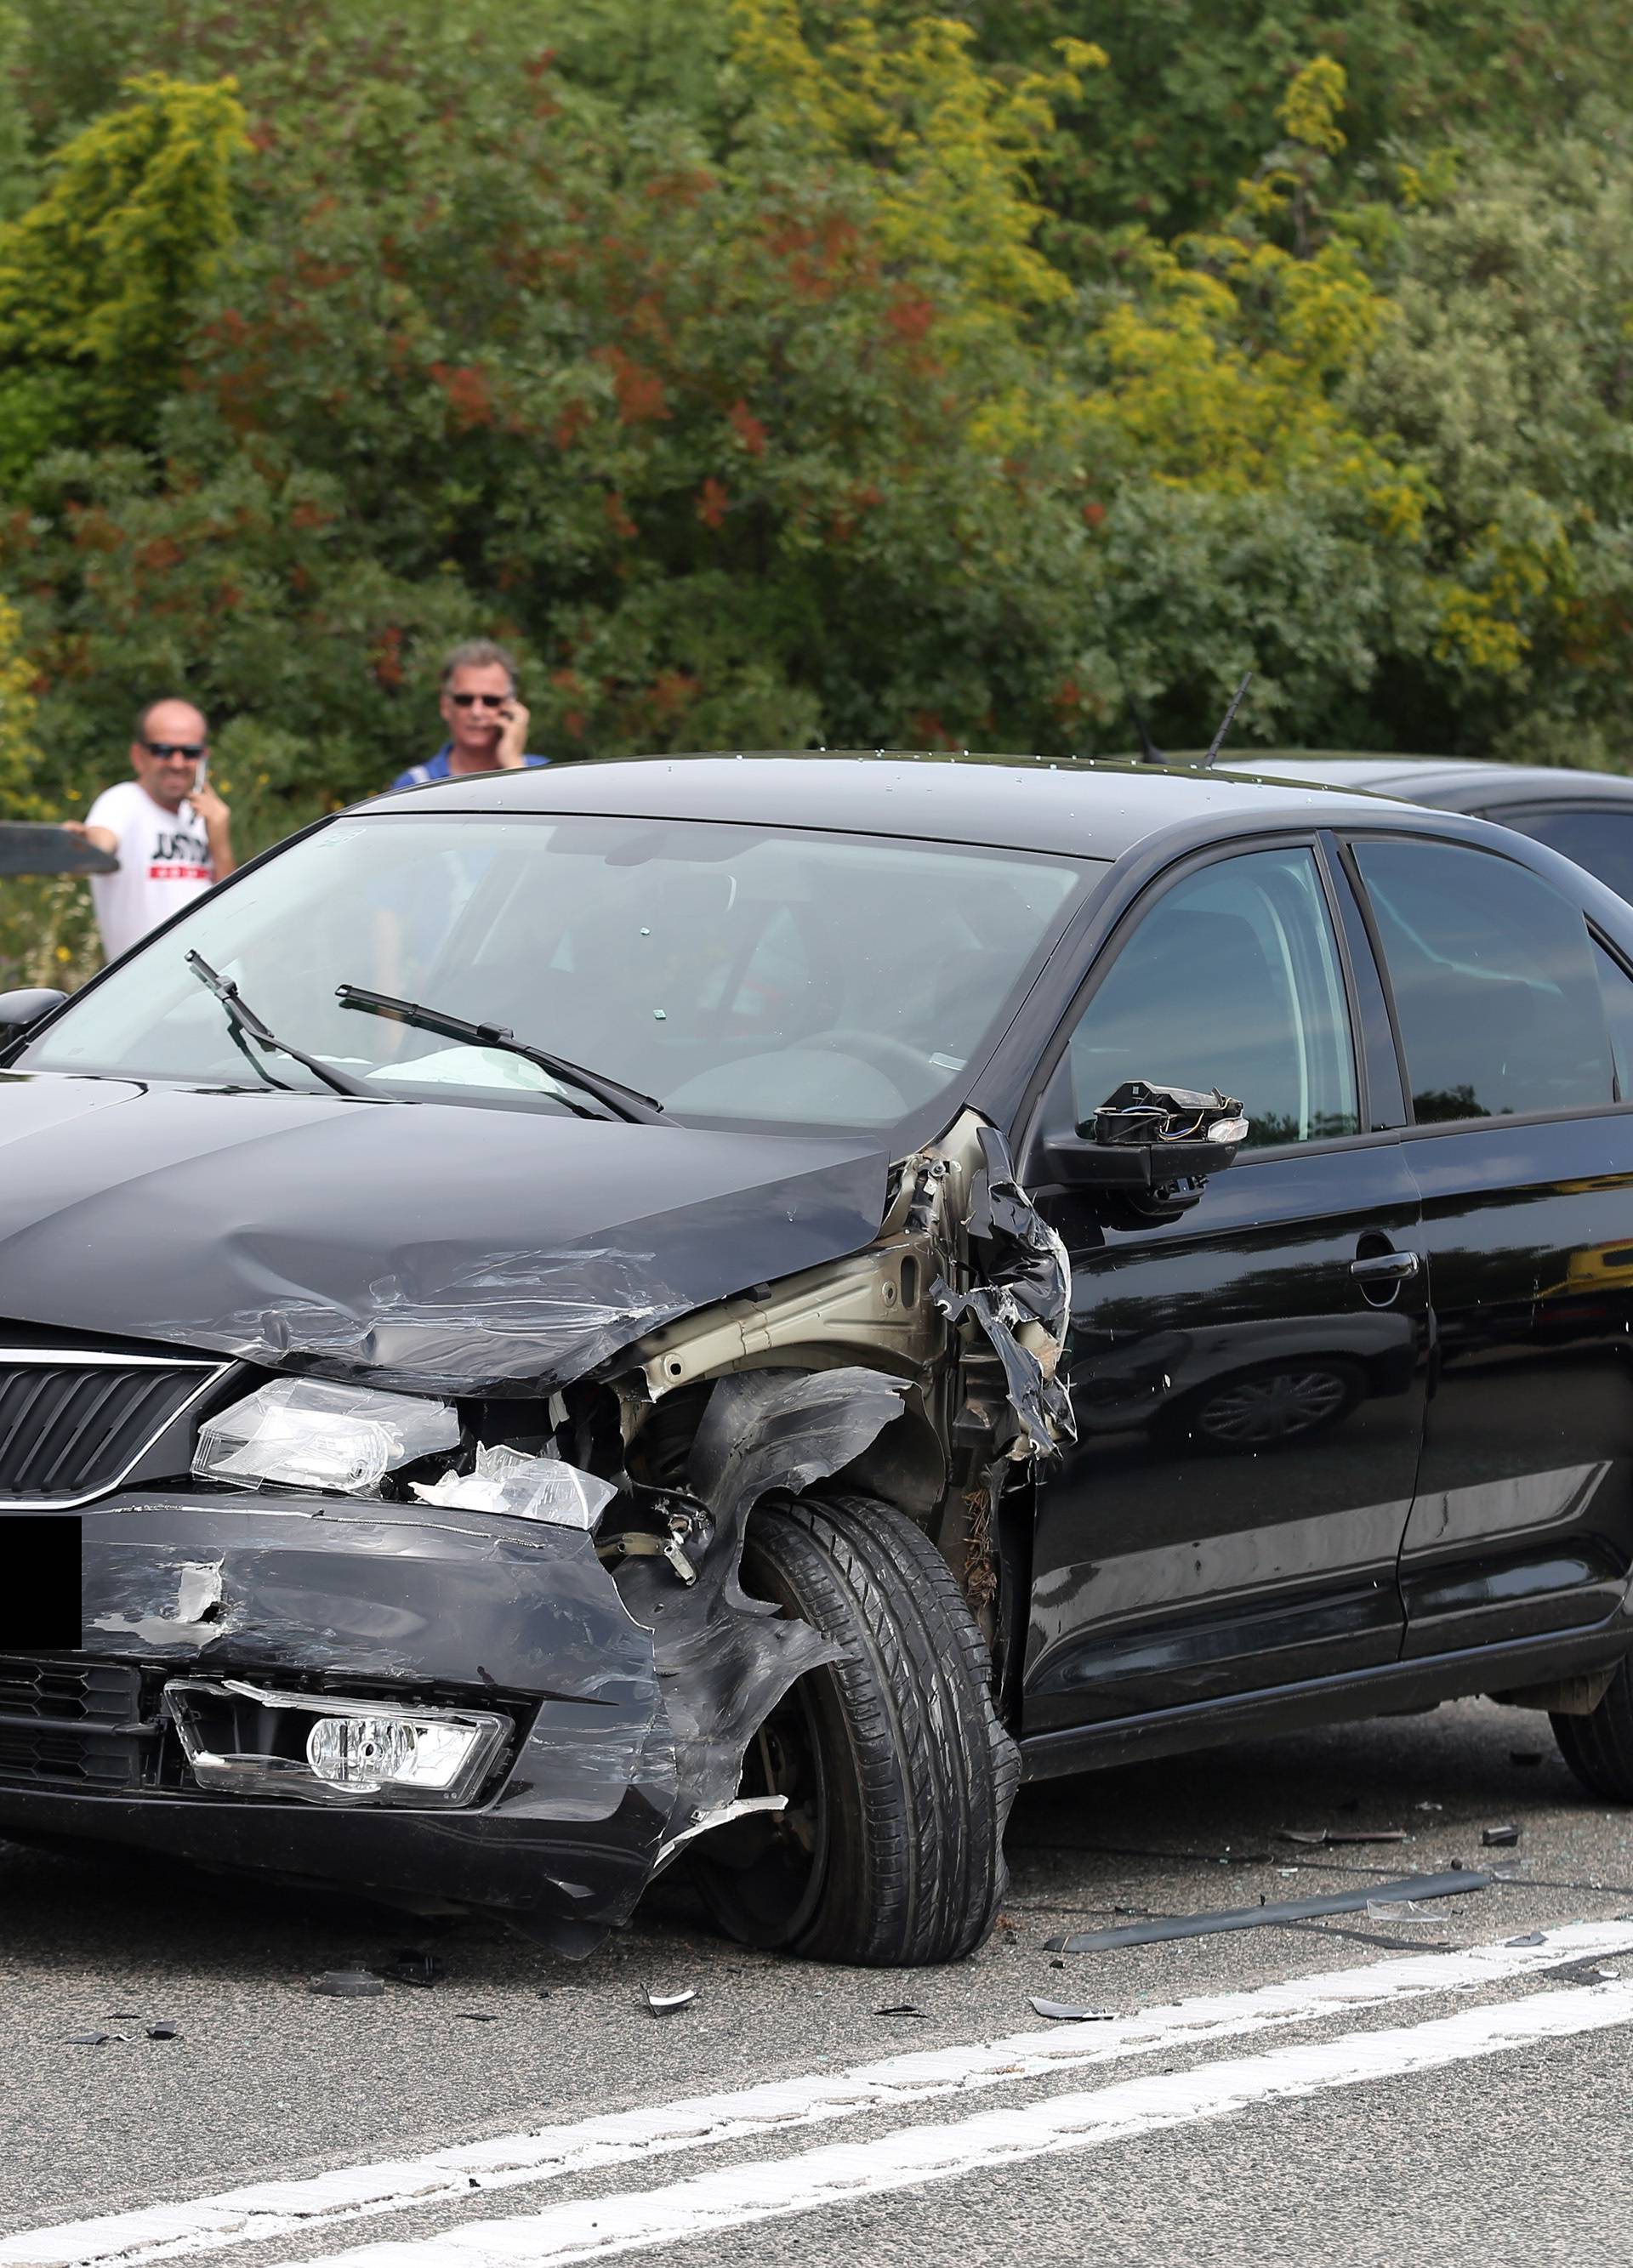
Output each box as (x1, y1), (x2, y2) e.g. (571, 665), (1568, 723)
(1501, 807), (1633, 905)
(1067, 847), (1358, 1149)
(21, 813), (1093, 1135)
(1595, 941), (1633, 1103)
(1352, 839), (1613, 1123)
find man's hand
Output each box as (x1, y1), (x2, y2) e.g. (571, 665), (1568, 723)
(190, 781), (237, 878)
(63, 820), (119, 857)
(495, 698), (532, 769)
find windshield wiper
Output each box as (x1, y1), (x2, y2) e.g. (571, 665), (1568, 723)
(333, 984), (669, 1124)
(185, 952), (379, 1101)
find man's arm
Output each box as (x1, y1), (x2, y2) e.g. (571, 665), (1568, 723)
(191, 782), (236, 879)
(62, 821), (119, 856)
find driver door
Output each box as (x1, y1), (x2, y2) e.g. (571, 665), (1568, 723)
(1019, 841), (1428, 1736)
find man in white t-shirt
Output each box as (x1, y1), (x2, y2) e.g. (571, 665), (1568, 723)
(64, 698), (236, 962)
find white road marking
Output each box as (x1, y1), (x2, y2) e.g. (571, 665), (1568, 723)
(5, 1920), (1628, 2268)
(282, 1981), (1633, 2268)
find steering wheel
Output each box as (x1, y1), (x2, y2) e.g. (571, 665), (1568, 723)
(801, 1028), (931, 1089)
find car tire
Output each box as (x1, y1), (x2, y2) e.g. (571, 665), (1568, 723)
(1550, 1658), (1633, 1799)
(689, 1489), (1018, 1966)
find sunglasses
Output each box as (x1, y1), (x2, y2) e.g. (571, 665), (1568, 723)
(449, 691), (512, 708)
(142, 741), (206, 759)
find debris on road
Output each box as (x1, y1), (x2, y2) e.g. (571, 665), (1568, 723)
(1028, 1998), (1116, 2022)
(1414, 1800), (1444, 1812)
(308, 1968), (385, 1998)
(1045, 1871), (1492, 1953)
(873, 2002), (928, 2019)
(646, 1988), (697, 2016)
(454, 2011), (497, 2022)
(65, 2032), (119, 2045)
(386, 1952), (446, 1988)
(1276, 1826), (1407, 1847)
(1507, 1931), (1547, 1947)
(144, 2021), (183, 2041)
(1482, 1824), (1522, 1847)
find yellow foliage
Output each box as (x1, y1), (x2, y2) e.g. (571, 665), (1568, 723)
(0, 590), (45, 819)
(1277, 57), (1348, 156)
(731, 2), (1103, 321)
(0, 73), (247, 429)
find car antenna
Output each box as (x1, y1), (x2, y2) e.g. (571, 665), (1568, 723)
(1200, 670), (1254, 769)
(1129, 689), (1166, 765)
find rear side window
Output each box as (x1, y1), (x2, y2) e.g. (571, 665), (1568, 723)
(1502, 806), (1633, 906)
(1352, 840), (1613, 1123)
(1067, 846), (1358, 1148)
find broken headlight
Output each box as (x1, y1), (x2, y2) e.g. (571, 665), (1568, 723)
(193, 1379), (460, 1496)
(164, 1680), (508, 1806)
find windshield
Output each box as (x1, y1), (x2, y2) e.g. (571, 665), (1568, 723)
(22, 812), (1095, 1134)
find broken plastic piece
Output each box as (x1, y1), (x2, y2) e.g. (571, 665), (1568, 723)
(1414, 1799), (1443, 1812)
(654, 1793), (788, 1867)
(873, 2003), (928, 2018)
(309, 1969), (385, 1998)
(1482, 1823), (1521, 1847)
(1365, 1900), (1423, 1922)
(1028, 1998), (1116, 2022)
(455, 2011), (498, 2022)
(145, 2021), (183, 2041)
(386, 1952), (446, 1988)
(1507, 1931), (1547, 1947)
(1045, 1871), (1491, 1953)
(65, 2031), (117, 2045)
(645, 1988), (697, 2015)
(195, 1378), (458, 1496)
(411, 1445), (617, 1532)
(1278, 1825), (1407, 1847)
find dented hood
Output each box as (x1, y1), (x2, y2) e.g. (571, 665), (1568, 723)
(0, 1072), (890, 1392)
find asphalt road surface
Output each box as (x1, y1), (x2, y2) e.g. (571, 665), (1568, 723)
(5, 1696), (1633, 2268)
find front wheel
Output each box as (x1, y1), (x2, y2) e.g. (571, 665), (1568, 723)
(689, 1490), (1018, 1965)
(1551, 1656), (1633, 1799)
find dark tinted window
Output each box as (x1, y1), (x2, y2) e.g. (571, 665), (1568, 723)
(1504, 807), (1633, 905)
(1353, 840), (1613, 1123)
(1596, 942), (1633, 1102)
(1068, 848), (1357, 1148)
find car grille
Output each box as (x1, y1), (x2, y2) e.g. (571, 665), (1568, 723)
(0, 1350), (219, 1504)
(0, 1658), (145, 1790)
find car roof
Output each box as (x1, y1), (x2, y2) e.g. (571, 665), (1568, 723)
(1226, 751), (1633, 812)
(366, 750), (1408, 863)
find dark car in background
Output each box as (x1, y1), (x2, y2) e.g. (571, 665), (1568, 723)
(5, 752), (1633, 1965)
(1243, 753), (1633, 905)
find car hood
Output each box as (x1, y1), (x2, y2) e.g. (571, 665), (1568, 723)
(0, 1073), (892, 1393)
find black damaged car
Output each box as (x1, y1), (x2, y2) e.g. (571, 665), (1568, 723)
(4, 751), (1633, 1964)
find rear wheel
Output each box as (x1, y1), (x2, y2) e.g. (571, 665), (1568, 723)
(1551, 1657), (1633, 1799)
(689, 1489), (1017, 1965)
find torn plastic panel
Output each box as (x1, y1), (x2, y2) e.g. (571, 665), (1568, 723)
(412, 1444), (617, 1531)
(616, 1365), (911, 1832)
(933, 1124), (1075, 1459)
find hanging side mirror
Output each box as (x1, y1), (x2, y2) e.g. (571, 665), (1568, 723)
(0, 986), (68, 1039)
(1042, 1079), (1249, 1224)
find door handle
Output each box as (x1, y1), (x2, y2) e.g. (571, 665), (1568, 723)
(1351, 1249), (1420, 1282)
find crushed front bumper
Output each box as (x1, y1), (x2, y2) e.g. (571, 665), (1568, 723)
(0, 1491), (680, 1947)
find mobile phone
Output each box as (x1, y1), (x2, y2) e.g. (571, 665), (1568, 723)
(193, 753), (209, 796)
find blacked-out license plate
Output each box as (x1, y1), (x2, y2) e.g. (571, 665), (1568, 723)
(0, 1517), (82, 1647)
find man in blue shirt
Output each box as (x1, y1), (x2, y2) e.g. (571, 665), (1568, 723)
(385, 639), (549, 791)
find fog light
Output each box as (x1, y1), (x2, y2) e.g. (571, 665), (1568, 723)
(305, 1714), (480, 1793)
(164, 1679), (509, 1807)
